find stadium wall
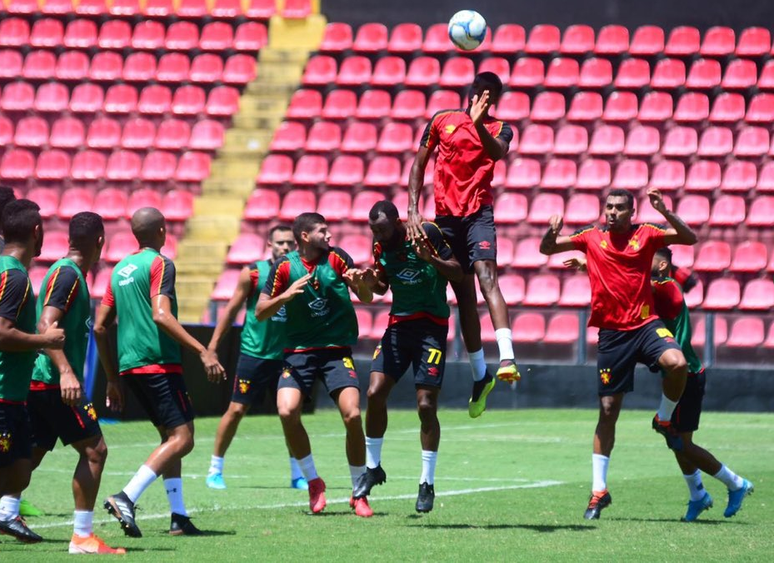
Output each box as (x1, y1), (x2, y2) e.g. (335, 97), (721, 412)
(322, 0), (774, 31)
(91, 327), (774, 419)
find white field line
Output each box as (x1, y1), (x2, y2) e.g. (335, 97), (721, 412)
(32, 479), (564, 530)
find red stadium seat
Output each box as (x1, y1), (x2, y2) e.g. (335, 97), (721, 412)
(494, 193), (528, 224)
(698, 126), (733, 157)
(426, 89), (462, 118)
(104, 84), (138, 114)
(709, 195), (746, 226)
(701, 26), (735, 57)
(317, 190), (352, 221)
(364, 156), (400, 188)
(6, 0), (39, 14)
(649, 160), (685, 192)
(746, 195), (774, 226)
(22, 50), (56, 80)
(440, 57), (475, 88)
(391, 90), (426, 120)
(226, 234), (264, 265)
(39, 231), (70, 262)
(71, 151), (106, 181)
(321, 89), (357, 120)
(106, 151), (142, 181)
(710, 92), (746, 123)
(739, 278), (774, 310)
(509, 57), (544, 88)
(280, 190), (316, 220)
(377, 122), (413, 154)
(567, 91), (602, 122)
(734, 126), (769, 157)
(612, 159), (648, 189)
(579, 57), (612, 89)
(140, 152), (176, 182)
(526, 24), (560, 54)
(723, 59), (757, 90)
(561, 24), (594, 54)
(341, 122), (378, 153)
(121, 117), (156, 150)
(543, 58), (579, 88)
(338, 234), (371, 266)
(512, 313), (546, 343)
(36, 149), (70, 181)
(86, 117), (121, 149)
(691, 314), (725, 347)
(523, 274), (561, 306)
(694, 241), (731, 271)
(624, 125), (660, 156)
(422, 23), (455, 54)
(651, 58), (686, 89)
(685, 160), (720, 192)
(595, 24), (629, 55)
(604, 91), (639, 122)
(56, 50), (90, 81)
(0, 117), (14, 146)
(337, 56), (372, 87)
(726, 318), (765, 348)
(257, 154), (293, 185)
(662, 126), (698, 158)
(143, 0), (174, 17)
(372, 56), (406, 87)
(165, 22), (199, 51)
(90, 51), (123, 81)
(492, 91), (529, 122)
(14, 116), (49, 148)
(736, 27), (770, 58)
(127, 189), (163, 218)
(686, 58), (721, 89)
(131, 21), (165, 51)
(190, 120), (225, 151)
(576, 159), (610, 191)
(156, 53), (191, 83)
(518, 124), (553, 155)
(200, 22), (233, 51)
(245, 0), (276, 19)
(210, 269), (240, 301)
(497, 274), (525, 305)
(351, 191), (383, 222)
(191, 54), (224, 83)
(565, 194), (600, 225)
(528, 193), (564, 225)
(30, 18), (64, 48)
(637, 195), (673, 223)
(58, 188), (94, 219)
(155, 119), (191, 150)
(206, 86), (240, 116)
(175, 152), (211, 182)
(354, 89), (390, 120)
(319, 22), (352, 53)
(268, 121), (304, 152)
(306, 121), (342, 152)
(328, 155), (364, 186)
(171, 85), (205, 115)
(589, 125), (624, 156)
(702, 278), (740, 310)
(27, 188), (60, 218)
(287, 89), (322, 120)
(614, 58), (649, 89)
(674, 92), (709, 123)
(1, 81), (34, 112)
(630, 25), (665, 56)
(730, 241), (767, 273)
(491, 24), (525, 54)
(64, 19), (98, 49)
(556, 275), (591, 307)
(234, 22), (267, 52)
(405, 56), (441, 88)
(746, 93), (774, 123)
(177, 0), (208, 17)
(540, 159), (576, 190)
(530, 91), (565, 122)
(388, 23), (423, 54)
(0, 18), (30, 48)
(721, 160), (758, 193)
(162, 190), (194, 222)
(544, 313), (580, 343)
(281, 0), (311, 19)
(665, 26), (700, 56)
(512, 238), (547, 268)
(0, 149), (34, 180)
(244, 188), (280, 221)
(637, 91), (672, 122)
(353, 23), (388, 53)
(505, 158), (540, 189)
(98, 20), (131, 50)
(291, 155), (328, 185)
(477, 57), (510, 85)
(554, 125), (588, 156)
(302, 55), (337, 86)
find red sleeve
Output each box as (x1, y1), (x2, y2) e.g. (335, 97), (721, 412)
(419, 113), (441, 151)
(642, 223), (668, 251)
(149, 255), (176, 299)
(652, 279), (684, 320)
(569, 226), (593, 252)
(101, 276), (115, 308)
(329, 247), (354, 276)
(262, 259), (290, 298)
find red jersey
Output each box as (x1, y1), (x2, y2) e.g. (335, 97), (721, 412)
(421, 110), (513, 217)
(570, 223), (667, 330)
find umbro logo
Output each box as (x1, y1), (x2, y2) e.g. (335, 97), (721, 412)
(308, 298), (330, 317)
(396, 268), (421, 284)
(479, 241), (491, 250)
(117, 264), (138, 278)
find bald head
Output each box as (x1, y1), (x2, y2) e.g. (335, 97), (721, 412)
(131, 207), (166, 249)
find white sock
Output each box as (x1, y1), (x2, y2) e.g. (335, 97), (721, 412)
(164, 478), (188, 517)
(0, 496), (20, 518)
(592, 453), (609, 492)
(468, 349), (487, 382)
(289, 457), (304, 480)
(713, 464), (744, 491)
(209, 455), (224, 476)
(420, 450), (437, 485)
(297, 454), (319, 481)
(494, 328), (515, 361)
(683, 470), (706, 501)
(656, 394), (679, 421)
(123, 464), (158, 504)
(349, 465), (366, 488)
(73, 510), (93, 538)
(366, 436), (384, 469)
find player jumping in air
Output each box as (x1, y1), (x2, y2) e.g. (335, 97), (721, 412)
(95, 208), (225, 538)
(205, 225), (308, 491)
(540, 188), (697, 519)
(407, 72), (518, 418)
(257, 213), (375, 517)
(353, 201), (463, 512)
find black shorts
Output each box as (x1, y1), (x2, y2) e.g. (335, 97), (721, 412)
(671, 370), (706, 433)
(125, 373), (195, 429)
(28, 389), (102, 451)
(231, 354), (284, 406)
(370, 318), (448, 388)
(597, 320), (683, 396)
(435, 205), (497, 273)
(279, 348), (359, 398)
(0, 403), (32, 467)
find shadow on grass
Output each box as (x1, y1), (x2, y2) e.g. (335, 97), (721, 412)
(153, 530), (237, 537)
(608, 517), (748, 526)
(406, 523), (594, 533)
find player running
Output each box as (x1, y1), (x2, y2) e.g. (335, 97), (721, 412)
(353, 201), (463, 513)
(406, 72), (518, 418)
(539, 188), (697, 519)
(95, 207), (225, 538)
(205, 225), (308, 491)
(0, 200), (65, 543)
(257, 213), (375, 517)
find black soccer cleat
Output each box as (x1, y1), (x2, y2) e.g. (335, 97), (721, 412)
(0, 515), (43, 543)
(652, 415), (684, 451)
(352, 464), (387, 499)
(584, 490), (612, 520)
(170, 513), (203, 536)
(415, 482), (435, 513)
(104, 492), (142, 538)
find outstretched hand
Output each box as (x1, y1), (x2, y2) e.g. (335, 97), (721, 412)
(407, 210), (426, 244)
(647, 187), (668, 214)
(470, 90), (491, 125)
(563, 257), (587, 272)
(548, 214), (564, 235)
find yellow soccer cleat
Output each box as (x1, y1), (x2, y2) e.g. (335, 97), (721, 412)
(496, 360), (521, 383)
(468, 373), (495, 418)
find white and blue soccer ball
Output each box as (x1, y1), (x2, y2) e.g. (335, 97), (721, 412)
(448, 10), (487, 51)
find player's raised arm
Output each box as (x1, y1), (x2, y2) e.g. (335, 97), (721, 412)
(207, 266), (252, 352)
(539, 215), (577, 255)
(647, 187), (698, 246)
(470, 91), (509, 161)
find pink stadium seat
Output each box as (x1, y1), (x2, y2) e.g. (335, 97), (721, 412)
(512, 238), (547, 268)
(759, 62), (774, 90)
(544, 57), (579, 88)
(127, 188), (163, 218)
(686, 58), (721, 89)
(364, 156), (400, 187)
(143, 0), (174, 17)
(328, 155), (364, 186)
(291, 155), (328, 185)
(526, 24), (560, 54)
(637, 195), (673, 223)
(701, 26), (735, 57)
(566, 92), (602, 122)
(576, 159), (610, 191)
(426, 89), (462, 117)
(723, 59), (757, 90)
(98, 20), (131, 50)
(357, 89), (391, 120)
(58, 188), (94, 219)
(589, 125), (624, 156)
(630, 25), (665, 56)
(674, 92), (710, 122)
(388, 23), (423, 53)
(651, 58), (686, 89)
(560, 24), (594, 54)
(624, 125), (660, 156)
(544, 313), (580, 343)
(734, 126), (770, 157)
(207, 86), (240, 116)
(30, 18), (64, 48)
(523, 274), (561, 306)
(603, 90), (638, 122)
(612, 159), (648, 189)
(244, 188), (280, 221)
(190, 119), (225, 151)
(491, 24), (525, 54)
(528, 193), (564, 225)
(595, 24), (629, 55)
(200, 22), (233, 51)
(497, 274), (525, 305)
(317, 190), (352, 221)
(338, 234), (371, 266)
(736, 27), (770, 57)
(6, 0), (39, 14)
(104, 84), (138, 114)
(614, 58), (649, 89)
(739, 278), (774, 310)
(171, 85), (206, 115)
(423, 23), (455, 54)
(210, 269), (240, 301)
(0, 18), (30, 48)
(554, 125), (588, 156)
(353, 23), (388, 53)
(405, 56), (441, 88)
(86, 117), (121, 149)
(494, 193), (528, 224)
(162, 190), (194, 222)
(155, 119), (191, 150)
(106, 151), (142, 181)
(702, 278), (740, 310)
(391, 90), (426, 120)
(730, 241), (767, 273)
(27, 188), (60, 218)
(635, 91), (671, 122)
(351, 191), (383, 221)
(39, 231), (70, 263)
(565, 194), (600, 225)
(342, 122), (378, 153)
(505, 158), (540, 189)
(746, 93), (774, 123)
(649, 160), (685, 192)
(476, 57), (510, 85)
(665, 26), (700, 56)
(175, 152), (211, 182)
(694, 241), (731, 272)
(234, 22), (267, 52)
(245, 0), (276, 19)
(372, 56), (407, 87)
(722, 160), (757, 192)
(141, 151), (176, 182)
(0, 117), (13, 146)
(90, 51), (123, 82)
(746, 195), (774, 226)
(156, 53), (191, 83)
(178, 0), (208, 18)
(35, 150), (71, 181)
(540, 159), (576, 190)
(191, 54), (224, 83)
(319, 22), (352, 53)
(121, 117), (156, 150)
(257, 154), (293, 185)
(14, 116), (49, 148)
(698, 126), (733, 157)
(56, 50), (90, 81)
(321, 89), (357, 120)
(661, 126), (698, 158)
(709, 195), (746, 226)
(710, 92), (746, 123)
(22, 50), (56, 80)
(281, 0), (311, 19)
(518, 124), (553, 155)
(1, 81), (34, 112)
(726, 318), (765, 348)
(557, 275), (592, 307)
(377, 122), (413, 153)
(578, 57), (612, 89)
(286, 89), (322, 120)
(685, 161), (720, 192)
(530, 91), (565, 122)
(302, 55), (337, 86)
(64, 19), (98, 49)
(440, 57), (475, 88)
(512, 312), (546, 343)
(70, 151), (106, 181)
(131, 21), (165, 51)
(305, 121), (342, 152)
(691, 315), (726, 347)
(509, 57), (544, 88)
(28, 267), (47, 295)
(337, 56), (372, 87)
(494, 91), (530, 121)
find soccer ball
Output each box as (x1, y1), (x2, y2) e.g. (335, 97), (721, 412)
(448, 10), (487, 51)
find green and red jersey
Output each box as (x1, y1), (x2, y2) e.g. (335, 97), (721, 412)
(32, 258), (91, 387)
(0, 256), (37, 403)
(240, 260), (286, 361)
(420, 109), (513, 217)
(101, 248), (182, 375)
(262, 247), (358, 352)
(373, 222), (452, 326)
(652, 276), (703, 374)
(570, 223), (667, 331)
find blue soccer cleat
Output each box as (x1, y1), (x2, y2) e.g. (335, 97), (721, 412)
(724, 479), (754, 518)
(683, 492), (713, 522)
(291, 477), (309, 490)
(206, 473), (226, 490)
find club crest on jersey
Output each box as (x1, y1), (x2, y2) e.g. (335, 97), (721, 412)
(238, 379), (250, 394)
(445, 124), (456, 134)
(84, 403), (98, 421)
(600, 240), (608, 249)
(0, 433), (11, 453)
(373, 345), (382, 360)
(281, 367), (292, 379)
(628, 237), (641, 251)
(308, 297), (330, 317)
(117, 264), (138, 286)
(396, 268), (421, 285)
(600, 368), (611, 385)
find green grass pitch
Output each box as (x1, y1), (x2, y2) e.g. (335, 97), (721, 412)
(3, 408), (771, 561)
